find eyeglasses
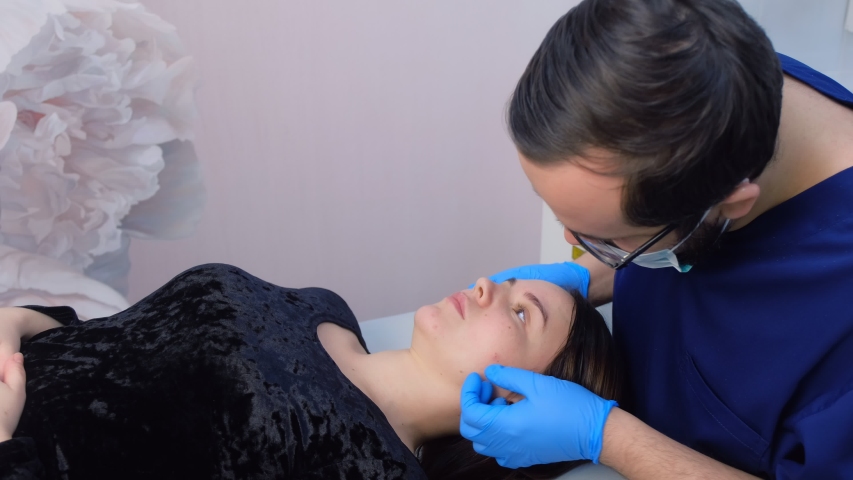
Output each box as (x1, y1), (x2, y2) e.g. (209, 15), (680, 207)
(570, 224), (678, 270)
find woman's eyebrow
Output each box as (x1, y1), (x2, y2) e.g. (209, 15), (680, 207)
(504, 278), (548, 324)
(524, 292), (548, 326)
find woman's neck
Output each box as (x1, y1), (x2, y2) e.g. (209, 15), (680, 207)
(317, 323), (460, 452)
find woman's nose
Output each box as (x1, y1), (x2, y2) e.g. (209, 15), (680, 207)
(473, 277), (496, 307)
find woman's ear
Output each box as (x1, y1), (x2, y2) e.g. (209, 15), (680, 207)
(719, 180), (760, 221)
(507, 390), (525, 404)
(493, 385), (524, 405)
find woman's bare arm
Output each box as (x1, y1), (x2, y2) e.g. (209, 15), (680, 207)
(17, 308), (64, 340)
(1, 308), (64, 341)
(0, 354), (27, 442)
(0, 308), (64, 373)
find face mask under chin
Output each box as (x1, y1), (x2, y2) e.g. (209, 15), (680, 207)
(609, 215), (731, 272)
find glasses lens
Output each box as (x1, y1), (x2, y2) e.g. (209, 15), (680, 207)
(573, 222), (682, 270)
(574, 235), (630, 268)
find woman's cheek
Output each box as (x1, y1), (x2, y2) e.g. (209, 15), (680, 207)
(477, 317), (524, 367)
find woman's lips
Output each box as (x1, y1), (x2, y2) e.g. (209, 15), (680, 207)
(448, 292), (465, 319)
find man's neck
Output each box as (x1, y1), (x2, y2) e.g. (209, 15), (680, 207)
(732, 75), (853, 230)
(316, 323), (460, 452)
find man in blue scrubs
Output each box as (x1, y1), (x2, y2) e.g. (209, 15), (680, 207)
(459, 0), (853, 478)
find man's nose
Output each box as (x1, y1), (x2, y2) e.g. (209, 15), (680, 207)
(564, 227), (581, 245)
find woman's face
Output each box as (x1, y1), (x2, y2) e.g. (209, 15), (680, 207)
(411, 277), (575, 393)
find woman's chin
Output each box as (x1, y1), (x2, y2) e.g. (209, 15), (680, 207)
(412, 304), (447, 337)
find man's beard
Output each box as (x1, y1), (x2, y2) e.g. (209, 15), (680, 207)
(671, 218), (730, 268)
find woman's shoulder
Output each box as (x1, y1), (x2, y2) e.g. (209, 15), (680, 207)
(170, 263), (361, 327)
(169, 263), (258, 285)
(294, 287), (355, 316)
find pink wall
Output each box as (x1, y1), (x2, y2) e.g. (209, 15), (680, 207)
(129, 1), (579, 320)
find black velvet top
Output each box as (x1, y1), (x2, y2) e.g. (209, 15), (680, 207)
(3, 263), (427, 479)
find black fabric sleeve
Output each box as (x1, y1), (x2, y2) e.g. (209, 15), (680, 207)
(0, 437), (45, 479)
(17, 306), (81, 327)
(305, 458), (410, 480)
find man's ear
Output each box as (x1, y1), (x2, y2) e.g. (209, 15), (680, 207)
(718, 180), (760, 220)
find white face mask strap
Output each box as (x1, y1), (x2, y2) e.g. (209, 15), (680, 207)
(670, 208), (712, 252)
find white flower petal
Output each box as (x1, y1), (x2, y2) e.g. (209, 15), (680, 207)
(84, 231), (129, 295)
(0, 1), (203, 300)
(0, 243), (129, 319)
(0, 0), (66, 72)
(122, 140), (205, 240)
(110, 4), (185, 62)
(61, 0), (129, 14)
(65, 143), (163, 198)
(0, 101), (16, 151)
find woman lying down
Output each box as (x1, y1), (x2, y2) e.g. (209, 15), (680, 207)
(0, 263), (622, 479)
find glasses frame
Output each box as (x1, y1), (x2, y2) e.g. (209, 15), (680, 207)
(571, 224), (678, 270)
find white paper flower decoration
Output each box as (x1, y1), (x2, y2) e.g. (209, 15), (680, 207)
(0, 0), (205, 319)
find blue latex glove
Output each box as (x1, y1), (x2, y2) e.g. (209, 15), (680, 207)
(459, 365), (617, 468)
(475, 262), (590, 298)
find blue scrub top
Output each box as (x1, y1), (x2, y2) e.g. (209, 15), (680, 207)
(612, 54), (853, 478)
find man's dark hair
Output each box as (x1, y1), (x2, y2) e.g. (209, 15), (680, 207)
(509, 0), (783, 231)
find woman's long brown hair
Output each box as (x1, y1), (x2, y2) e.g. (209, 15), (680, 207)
(418, 289), (623, 480)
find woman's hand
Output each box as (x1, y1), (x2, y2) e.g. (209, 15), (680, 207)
(0, 307), (62, 370)
(0, 309), (26, 373)
(0, 353), (26, 442)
